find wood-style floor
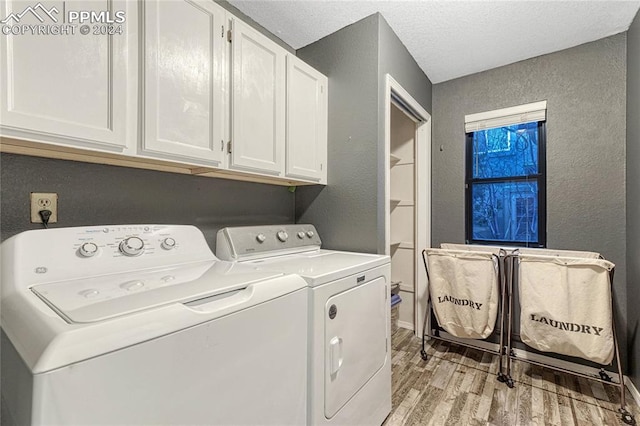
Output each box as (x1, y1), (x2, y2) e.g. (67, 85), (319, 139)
(383, 328), (640, 426)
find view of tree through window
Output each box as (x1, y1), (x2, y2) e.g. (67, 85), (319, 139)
(466, 121), (546, 246)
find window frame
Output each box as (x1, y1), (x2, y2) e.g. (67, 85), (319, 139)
(464, 121), (547, 247)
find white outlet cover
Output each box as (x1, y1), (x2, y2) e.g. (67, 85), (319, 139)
(30, 193), (58, 224)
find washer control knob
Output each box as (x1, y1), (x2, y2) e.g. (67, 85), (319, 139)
(256, 234), (267, 243)
(79, 242), (99, 258)
(161, 237), (176, 250)
(306, 231), (315, 238)
(119, 237), (144, 257)
(120, 280), (144, 291)
(297, 231), (305, 239)
(79, 289), (100, 298)
(277, 231), (289, 242)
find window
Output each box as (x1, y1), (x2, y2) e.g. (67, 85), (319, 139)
(465, 102), (546, 247)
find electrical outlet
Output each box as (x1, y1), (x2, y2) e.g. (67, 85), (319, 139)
(30, 193), (58, 224)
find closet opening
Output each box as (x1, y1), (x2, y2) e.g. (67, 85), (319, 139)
(384, 75), (431, 337)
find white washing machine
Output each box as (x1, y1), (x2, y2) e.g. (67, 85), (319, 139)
(216, 224), (392, 426)
(1, 224), (308, 426)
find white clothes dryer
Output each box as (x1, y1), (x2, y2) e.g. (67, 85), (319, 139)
(217, 224), (392, 426)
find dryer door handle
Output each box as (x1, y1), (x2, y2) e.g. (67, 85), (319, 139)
(329, 336), (343, 376)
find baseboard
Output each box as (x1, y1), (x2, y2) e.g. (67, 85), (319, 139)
(625, 376), (640, 408)
(397, 320), (414, 331)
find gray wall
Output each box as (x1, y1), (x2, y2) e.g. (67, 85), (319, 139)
(294, 15), (381, 253)
(627, 10), (640, 388)
(0, 154), (295, 251)
(432, 34), (628, 367)
(295, 13), (432, 253)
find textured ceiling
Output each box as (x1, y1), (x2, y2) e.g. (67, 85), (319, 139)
(228, 1), (640, 83)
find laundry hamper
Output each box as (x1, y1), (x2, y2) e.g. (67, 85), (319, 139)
(503, 252), (634, 425)
(420, 247), (509, 382)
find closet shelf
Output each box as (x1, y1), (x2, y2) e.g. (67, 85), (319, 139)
(390, 241), (414, 250)
(390, 199), (414, 208)
(390, 154), (415, 167)
(398, 284), (414, 293)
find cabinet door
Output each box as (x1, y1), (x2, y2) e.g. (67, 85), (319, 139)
(286, 55), (327, 183)
(0, 0), (135, 152)
(142, 0), (225, 166)
(230, 18), (285, 176)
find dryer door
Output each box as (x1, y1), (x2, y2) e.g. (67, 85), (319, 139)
(324, 276), (387, 418)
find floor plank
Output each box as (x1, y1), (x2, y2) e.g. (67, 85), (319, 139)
(383, 329), (640, 426)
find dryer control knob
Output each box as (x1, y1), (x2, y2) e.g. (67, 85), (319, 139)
(256, 233), (267, 243)
(161, 237), (176, 250)
(306, 231), (315, 238)
(79, 242), (99, 258)
(297, 231), (305, 239)
(119, 237), (145, 257)
(277, 231), (289, 242)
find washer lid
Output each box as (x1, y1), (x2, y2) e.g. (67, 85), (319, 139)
(31, 261), (284, 324)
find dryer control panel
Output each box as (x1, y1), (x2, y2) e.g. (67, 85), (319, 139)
(217, 224), (322, 261)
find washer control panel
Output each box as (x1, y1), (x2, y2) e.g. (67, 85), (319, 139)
(216, 224), (322, 261)
(8, 225), (215, 287)
(70, 225), (184, 259)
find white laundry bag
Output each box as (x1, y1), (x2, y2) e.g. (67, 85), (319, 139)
(519, 255), (615, 364)
(426, 249), (500, 339)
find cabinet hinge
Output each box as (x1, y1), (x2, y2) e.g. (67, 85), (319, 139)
(227, 141), (232, 154)
(221, 25), (224, 38)
(227, 29), (232, 43)
(221, 140), (224, 151)
(320, 163), (323, 171)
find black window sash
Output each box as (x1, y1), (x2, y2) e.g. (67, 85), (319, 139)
(465, 121), (546, 247)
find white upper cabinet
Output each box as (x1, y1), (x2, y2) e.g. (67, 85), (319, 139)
(285, 55), (328, 184)
(0, 1), (329, 186)
(141, 0), (225, 166)
(0, 0), (136, 153)
(229, 17), (286, 176)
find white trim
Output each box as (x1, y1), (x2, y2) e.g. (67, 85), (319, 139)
(397, 320), (415, 331)
(384, 74), (431, 340)
(464, 100), (547, 132)
(625, 376), (640, 408)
